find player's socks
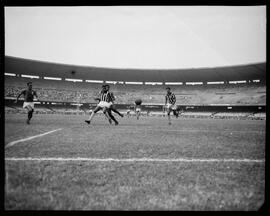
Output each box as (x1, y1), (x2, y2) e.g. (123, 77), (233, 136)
(109, 119), (112, 124)
(116, 111), (123, 117)
(108, 112), (119, 125)
(111, 108), (123, 117)
(28, 112), (31, 120)
(27, 110), (33, 124)
(168, 113), (171, 124)
(110, 115), (117, 124)
(87, 112), (95, 123)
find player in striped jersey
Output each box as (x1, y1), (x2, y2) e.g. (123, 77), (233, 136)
(85, 85), (113, 125)
(100, 84), (121, 125)
(165, 87), (179, 125)
(105, 84), (124, 118)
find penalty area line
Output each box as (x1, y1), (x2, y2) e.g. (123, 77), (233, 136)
(5, 157), (265, 163)
(5, 128), (63, 149)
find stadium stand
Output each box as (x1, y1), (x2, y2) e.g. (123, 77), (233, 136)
(5, 76), (266, 105)
(4, 56), (266, 119)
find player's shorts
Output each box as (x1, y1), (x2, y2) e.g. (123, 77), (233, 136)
(166, 103), (177, 110)
(23, 102), (34, 109)
(136, 108), (141, 112)
(97, 101), (111, 108)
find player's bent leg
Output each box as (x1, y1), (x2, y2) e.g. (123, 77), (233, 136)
(137, 111), (140, 120)
(85, 106), (101, 124)
(29, 108), (34, 120)
(94, 106), (102, 113)
(175, 110), (179, 118)
(107, 109), (118, 125)
(25, 107), (30, 124)
(173, 110), (178, 118)
(103, 107), (112, 123)
(112, 108), (124, 117)
(111, 105), (124, 117)
(167, 109), (172, 125)
(25, 105), (34, 124)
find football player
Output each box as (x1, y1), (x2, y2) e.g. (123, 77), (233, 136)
(15, 82), (39, 124)
(165, 87), (178, 125)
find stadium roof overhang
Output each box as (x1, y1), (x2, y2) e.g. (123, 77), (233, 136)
(5, 56), (266, 82)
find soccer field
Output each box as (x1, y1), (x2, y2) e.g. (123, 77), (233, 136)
(4, 113), (265, 210)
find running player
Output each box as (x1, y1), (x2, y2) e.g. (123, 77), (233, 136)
(102, 84), (120, 125)
(15, 82), (39, 124)
(85, 85), (111, 124)
(165, 87), (178, 125)
(105, 84), (124, 118)
(126, 106), (131, 118)
(134, 99), (142, 120)
(85, 85), (119, 125)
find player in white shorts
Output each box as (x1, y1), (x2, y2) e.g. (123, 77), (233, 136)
(165, 87), (178, 125)
(85, 85), (119, 125)
(134, 99), (142, 120)
(126, 106), (131, 118)
(15, 82), (39, 124)
(135, 106), (141, 120)
(104, 84), (124, 118)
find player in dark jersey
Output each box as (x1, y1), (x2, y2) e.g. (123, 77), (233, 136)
(15, 82), (39, 124)
(165, 87), (178, 125)
(105, 84), (124, 118)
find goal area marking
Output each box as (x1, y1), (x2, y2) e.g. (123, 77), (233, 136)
(5, 128), (63, 149)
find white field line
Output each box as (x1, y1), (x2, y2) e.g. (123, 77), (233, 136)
(5, 128), (63, 149)
(5, 157), (265, 163)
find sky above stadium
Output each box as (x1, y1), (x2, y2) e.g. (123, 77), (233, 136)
(5, 6), (266, 69)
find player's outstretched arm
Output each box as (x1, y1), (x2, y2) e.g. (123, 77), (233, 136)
(15, 91), (23, 103)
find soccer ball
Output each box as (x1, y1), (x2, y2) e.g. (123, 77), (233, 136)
(135, 99), (142, 105)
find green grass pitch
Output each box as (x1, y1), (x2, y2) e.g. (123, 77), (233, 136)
(5, 113), (265, 210)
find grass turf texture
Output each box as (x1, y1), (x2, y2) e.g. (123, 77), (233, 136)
(5, 113), (265, 210)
